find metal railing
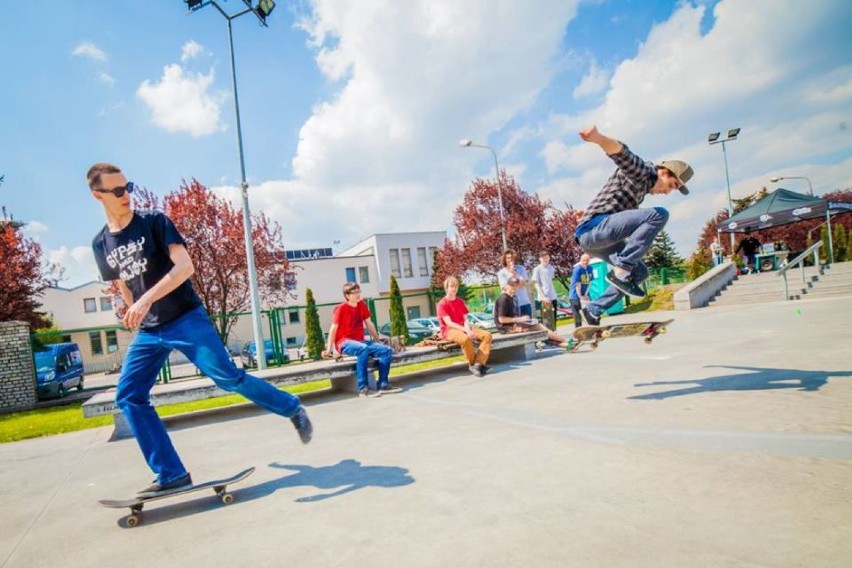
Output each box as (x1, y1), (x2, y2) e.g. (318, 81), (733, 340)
(777, 241), (823, 300)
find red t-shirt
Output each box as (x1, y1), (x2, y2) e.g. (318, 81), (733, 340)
(332, 300), (371, 350)
(436, 296), (469, 338)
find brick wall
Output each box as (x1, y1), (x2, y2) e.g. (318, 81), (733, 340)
(0, 321), (37, 411)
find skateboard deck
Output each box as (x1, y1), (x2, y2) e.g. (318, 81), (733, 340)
(569, 319), (673, 352)
(99, 467), (255, 527)
(541, 301), (556, 331)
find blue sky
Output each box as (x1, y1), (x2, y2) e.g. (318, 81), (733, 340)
(2, 0), (850, 287)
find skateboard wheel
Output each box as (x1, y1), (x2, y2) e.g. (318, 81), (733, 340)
(221, 493), (234, 505)
(126, 514), (140, 528)
(590, 342), (598, 350)
(601, 330), (612, 339)
(644, 337), (653, 345)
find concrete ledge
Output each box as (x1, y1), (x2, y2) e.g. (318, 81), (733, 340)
(674, 262), (736, 310)
(83, 330), (547, 439)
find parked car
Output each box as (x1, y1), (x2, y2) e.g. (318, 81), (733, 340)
(466, 312), (498, 331)
(378, 321), (434, 344)
(34, 342), (85, 399)
(241, 339), (290, 368)
(554, 300), (574, 320)
(410, 317), (441, 333)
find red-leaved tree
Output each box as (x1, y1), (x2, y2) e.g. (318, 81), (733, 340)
(106, 180), (296, 343)
(0, 220), (62, 328)
(437, 171), (583, 289)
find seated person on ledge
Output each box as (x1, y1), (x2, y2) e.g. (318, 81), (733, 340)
(493, 276), (569, 348)
(437, 276), (493, 377)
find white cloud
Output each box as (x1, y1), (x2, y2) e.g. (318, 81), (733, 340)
(137, 64), (226, 137)
(48, 246), (101, 287)
(572, 60), (610, 99)
(532, 0), (852, 256)
(23, 220), (49, 235)
(72, 42), (107, 62)
(98, 72), (115, 86)
(181, 40), (205, 62)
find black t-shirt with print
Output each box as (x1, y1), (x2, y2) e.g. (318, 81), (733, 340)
(92, 211), (201, 330)
(493, 292), (518, 333)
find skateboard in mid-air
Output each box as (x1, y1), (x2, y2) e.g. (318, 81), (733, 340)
(99, 467), (255, 527)
(568, 319), (673, 352)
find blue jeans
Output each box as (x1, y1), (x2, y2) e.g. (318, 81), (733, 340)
(116, 306), (301, 484)
(340, 339), (393, 391)
(577, 207), (668, 316)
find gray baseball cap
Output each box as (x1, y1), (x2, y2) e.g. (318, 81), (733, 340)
(658, 160), (693, 195)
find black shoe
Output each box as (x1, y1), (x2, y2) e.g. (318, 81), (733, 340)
(480, 365), (491, 375)
(378, 384), (403, 394)
(290, 406), (313, 445)
(581, 307), (600, 326)
(137, 472), (193, 496)
(606, 270), (646, 298)
(474, 363), (486, 377)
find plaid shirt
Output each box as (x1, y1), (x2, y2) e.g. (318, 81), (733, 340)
(577, 144), (658, 227)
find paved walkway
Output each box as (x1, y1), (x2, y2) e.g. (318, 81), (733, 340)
(2, 297), (851, 568)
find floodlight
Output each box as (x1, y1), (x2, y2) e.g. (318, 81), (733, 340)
(708, 132), (720, 143)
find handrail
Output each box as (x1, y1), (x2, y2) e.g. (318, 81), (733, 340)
(777, 240), (822, 300)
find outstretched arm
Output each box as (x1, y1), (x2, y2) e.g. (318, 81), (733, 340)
(579, 125), (623, 155)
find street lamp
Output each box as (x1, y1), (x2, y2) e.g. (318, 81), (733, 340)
(185, 0), (275, 368)
(459, 139), (508, 252)
(769, 175), (813, 196)
(708, 128), (741, 248)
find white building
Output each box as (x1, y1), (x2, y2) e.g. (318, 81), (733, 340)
(39, 232), (448, 366)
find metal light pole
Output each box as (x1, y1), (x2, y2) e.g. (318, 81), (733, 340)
(708, 128), (741, 249)
(769, 175), (813, 196)
(459, 139), (508, 252)
(185, 0), (275, 368)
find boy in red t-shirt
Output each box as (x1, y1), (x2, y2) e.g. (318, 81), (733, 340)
(437, 276), (493, 377)
(322, 282), (401, 397)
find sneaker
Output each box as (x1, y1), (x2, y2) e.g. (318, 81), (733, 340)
(137, 472), (193, 497)
(474, 363), (486, 377)
(468, 365), (480, 377)
(605, 270), (646, 298)
(289, 406), (313, 445)
(357, 388), (382, 398)
(479, 365), (491, 375)
(581, 307), (600, 326)
(378, 384), (403, 394)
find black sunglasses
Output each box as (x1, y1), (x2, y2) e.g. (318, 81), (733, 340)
(92, 181), (135, 198)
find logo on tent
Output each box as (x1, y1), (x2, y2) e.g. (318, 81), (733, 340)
(792, 207), (812, 216)
(727, 222), (738, 229)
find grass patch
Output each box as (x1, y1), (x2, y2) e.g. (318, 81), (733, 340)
(623, 285), (680, 314)
(1, 356), (467, 444)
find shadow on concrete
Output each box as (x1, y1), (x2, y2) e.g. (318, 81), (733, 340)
(108, 459), (414, 528)
(263, 459), (415, 503)
(630, 365), (852, 400)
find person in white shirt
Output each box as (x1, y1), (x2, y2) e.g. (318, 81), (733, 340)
(531, 250), (558, 320)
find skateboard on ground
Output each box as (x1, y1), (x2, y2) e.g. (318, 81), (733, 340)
(540, 301), (556, 331)
(568, 319), (673, 352)
(99, 467), (255, 527)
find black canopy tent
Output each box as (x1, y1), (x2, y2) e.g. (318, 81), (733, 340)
(715, 188), (852, 262)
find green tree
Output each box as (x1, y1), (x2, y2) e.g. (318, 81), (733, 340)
(832, 223), (847, 262)
(644, 230), (683, 270)
(820, 225), (830, 263)
(388, 275), (410, 344)
(303, 288), (324, 360)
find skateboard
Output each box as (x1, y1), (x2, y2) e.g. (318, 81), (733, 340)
(99, 467), (255, 527)
(540, 301), (556, 331)
(568, 319), (673, 351)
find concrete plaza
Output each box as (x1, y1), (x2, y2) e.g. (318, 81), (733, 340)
(1, 296), (851, 567)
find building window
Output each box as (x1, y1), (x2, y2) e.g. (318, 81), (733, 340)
(417, 247), (429, 276)
(288, 310), (300, 324)
(89, 331), (103, 355)
(83, 298), (97, 313)
(359, 266), (370, 283)
(286, 337), (298, 346)
(100, 296), (113, 311)
(406, 305), (421, 320)
(345, 267), (356, 282)
(105, 330), (118, 353)
(401, 248), (413, 278)
(61, 334), (71, 343)
(389, 249), (401, 278)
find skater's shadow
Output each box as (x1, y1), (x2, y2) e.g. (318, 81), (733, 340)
(240, 459), (415, 503)
(630, 365), (852, 400)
